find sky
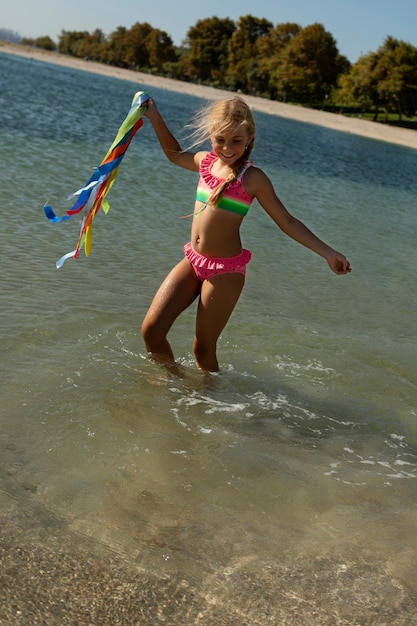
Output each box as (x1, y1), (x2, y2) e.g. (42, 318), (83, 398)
(3, 0), (417, 63)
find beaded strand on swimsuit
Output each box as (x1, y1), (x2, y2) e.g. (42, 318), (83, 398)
(178, 202), (208, 219)
(208, 142), (254, 207)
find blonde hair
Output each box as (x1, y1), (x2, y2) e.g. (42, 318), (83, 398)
(187, 96), (255, 206)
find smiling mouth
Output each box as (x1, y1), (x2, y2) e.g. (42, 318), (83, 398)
(221, 153), (235, 159)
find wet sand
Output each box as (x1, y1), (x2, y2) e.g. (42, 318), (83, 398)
(2, 502), (416, 625)
(1, 41), (417, 151)
(2, 436), (417, 625)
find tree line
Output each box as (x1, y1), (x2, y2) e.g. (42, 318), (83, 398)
(20, 15), (417, 122)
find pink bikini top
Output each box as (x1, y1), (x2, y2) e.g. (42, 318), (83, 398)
(195, 151), (254, 217)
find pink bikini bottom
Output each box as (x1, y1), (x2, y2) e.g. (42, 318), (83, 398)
(184, 242), (251, 282)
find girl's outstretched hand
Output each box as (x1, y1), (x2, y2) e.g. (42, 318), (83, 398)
(326, 251), (352, 275)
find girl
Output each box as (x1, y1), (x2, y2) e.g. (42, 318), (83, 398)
(142, 96), (351, 372)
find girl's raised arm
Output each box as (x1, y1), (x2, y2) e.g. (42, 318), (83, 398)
(144, 98), (200, 172)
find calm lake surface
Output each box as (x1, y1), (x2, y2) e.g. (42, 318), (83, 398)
(1, 51), (417, 623)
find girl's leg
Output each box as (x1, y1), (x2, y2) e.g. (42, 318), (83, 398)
(193, 272), (245, 371)
(142, 258), (201, 369)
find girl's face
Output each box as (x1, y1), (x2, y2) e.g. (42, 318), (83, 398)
(210, 124), (252, 166)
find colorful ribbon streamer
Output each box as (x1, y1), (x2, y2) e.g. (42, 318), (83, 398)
(44, 91), (150, 268)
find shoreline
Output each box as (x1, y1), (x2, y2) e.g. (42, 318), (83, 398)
(2, 41), (417, 151)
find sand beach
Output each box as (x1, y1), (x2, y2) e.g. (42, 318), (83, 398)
(2, 41), (417, 151)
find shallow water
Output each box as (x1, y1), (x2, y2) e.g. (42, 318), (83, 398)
(1, 51), (417, 621)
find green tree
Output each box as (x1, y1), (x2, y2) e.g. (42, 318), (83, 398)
(76, 29), (106, 61)
(256, 23), (301, 98)
(100, 26), (128, 66)
(336, 37), (417, 120)
(184, 16), (235, 85)
(122, 22), (153, 69)
(373, 37), (417, 120)
(58, 30), (89, 57)
(32, 36), (56, 51)
(226, 14), (273, 93)
(333, 57), (368, 108)
(272, 23), (349, 104)
(335, 52), (381, 117)
(147, 29), (177, 72)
